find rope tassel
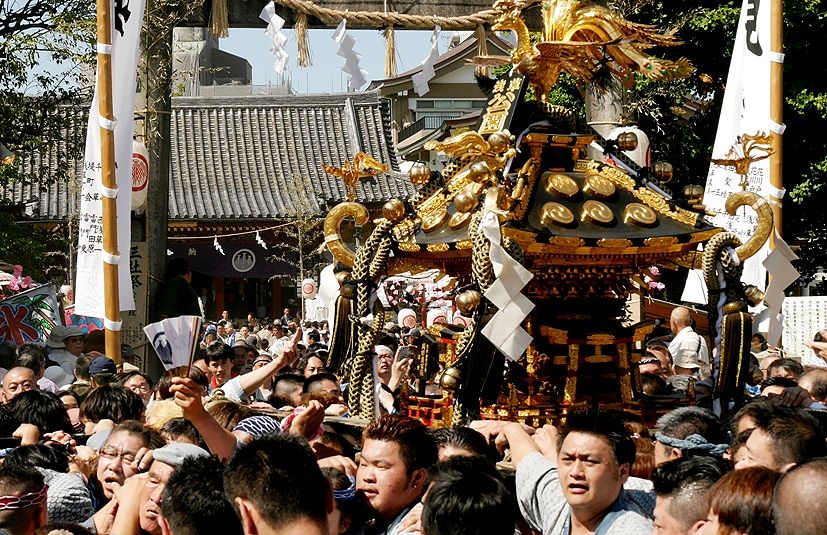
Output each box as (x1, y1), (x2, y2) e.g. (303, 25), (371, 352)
(296, 12), (313, 67)
(475, 24), (488, 77)
(210, 0), (230, 38)
(384, 25), (397, 77)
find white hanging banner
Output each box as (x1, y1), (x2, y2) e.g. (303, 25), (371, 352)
(412, 26), (441, 96)
(684, 0), (772, 303)
(332, 20), (368, 91)
(75, 0), (145, 317)
(260, 2), (289, 74)
(782, 297), (827, 368)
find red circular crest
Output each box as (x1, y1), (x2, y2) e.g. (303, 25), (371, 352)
(132, 152), (148, 192)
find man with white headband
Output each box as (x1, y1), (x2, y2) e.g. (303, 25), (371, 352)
(0, 465), (48, 535)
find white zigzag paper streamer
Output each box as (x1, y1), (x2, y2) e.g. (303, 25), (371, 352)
(412, 26), (441, 96)
(256, 231), (268, 250)
(213, 237), (225, 256)
(763, 230), (799, 346)
(478, 211), (535, 360)
(332, 20), (368, 91)
(259, 2), (289, 75)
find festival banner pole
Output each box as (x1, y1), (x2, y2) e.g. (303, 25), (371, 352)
(769, 0), (784, 244)
(95, 0), (122, 363)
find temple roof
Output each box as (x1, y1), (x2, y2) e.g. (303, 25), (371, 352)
(2, 91), (414, 222)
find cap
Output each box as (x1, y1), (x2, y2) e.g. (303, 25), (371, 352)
(45, 325), (85, 349)
(153, 442), (210, 468)
(245, 334), (259, 347)
(233, 415), (281, 438)
(44, 366), (73, 388)
(121, 343), (138, 360)
(233, 339), (249, 348)
(252, 356), (273, 367)
(89, 356), (117, 375)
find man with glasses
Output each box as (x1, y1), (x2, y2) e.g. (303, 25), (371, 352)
(374, 345), (411, 417)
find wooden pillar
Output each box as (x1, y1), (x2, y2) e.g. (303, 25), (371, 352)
(272, 279), (281, 317)
(769, 0), (784, 243)
(95, 0), (121, 363)
(143, 0), (173, 380)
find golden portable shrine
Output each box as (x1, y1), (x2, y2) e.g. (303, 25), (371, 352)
(323, 0), (775, 426)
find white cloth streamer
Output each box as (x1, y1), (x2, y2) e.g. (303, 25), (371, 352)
(332, 20), (368, 91)
(259, 2), (289, 74)
(763, 231), (799, 346)
(478, 211), (535, 361)
(411, 26), (441, 96)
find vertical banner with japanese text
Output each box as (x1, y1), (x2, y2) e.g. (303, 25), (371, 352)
(123, 243), (149, 369)
(74, 0), (146, 317)
(682, 0), (772, 304)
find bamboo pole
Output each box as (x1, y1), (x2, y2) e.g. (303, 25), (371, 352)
(769, 0), (784, 244)
(96, 0), (122, 364)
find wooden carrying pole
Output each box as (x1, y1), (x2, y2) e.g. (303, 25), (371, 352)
(96, 0), (122, 364)
(769, 0), (784, 244)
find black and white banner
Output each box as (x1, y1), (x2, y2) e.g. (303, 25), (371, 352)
(683, 0), (773, 304)
(75, 0), (146, 317)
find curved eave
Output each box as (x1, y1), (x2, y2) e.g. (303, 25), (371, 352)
(505, 226), (720, 265)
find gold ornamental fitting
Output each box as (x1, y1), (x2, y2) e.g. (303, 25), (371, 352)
(583, 174), (616, 199)
(581, 200), (615, 225)
(622, 203), (657, 227)
(421, 208), (449, 233)
(448, 211), (472, 229)
(541, 202), (575, 227)
(544, 173), (579, 199)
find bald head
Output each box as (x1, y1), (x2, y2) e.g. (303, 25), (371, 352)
(798, 369), (827, 402)
(773, 458), (827, 535)
(670, 307), (692, 334)
(1, 367), (35, 404)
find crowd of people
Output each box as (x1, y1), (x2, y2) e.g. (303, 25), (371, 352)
(0, 307), (825, 535)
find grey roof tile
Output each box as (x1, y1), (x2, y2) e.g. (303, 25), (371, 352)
(3, 91), (414, 222)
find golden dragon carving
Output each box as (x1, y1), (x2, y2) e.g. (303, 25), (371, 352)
(477, 0), (694, 100)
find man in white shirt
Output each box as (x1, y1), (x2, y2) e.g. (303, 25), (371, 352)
(44, 325), (84, 376)
(668, 307), (710, 381)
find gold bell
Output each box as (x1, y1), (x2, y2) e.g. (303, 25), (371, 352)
(744, 285), (765, 306)
(440, 366), (463, 392)
(616, 131), (638, 152)
(453, 191), (479, 214)
(335, 271), (354, 299)
(382, 199), (407, 223)
(409, 163), (432, 186)
(455, 290), (482, 315)
(653, 161), (674, 183)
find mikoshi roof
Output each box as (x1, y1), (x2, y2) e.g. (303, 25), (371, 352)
(2, 91), (414, 222)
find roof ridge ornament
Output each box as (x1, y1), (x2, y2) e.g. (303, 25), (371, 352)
(476, 0), (694, 101)
(323, 152), (390, 202)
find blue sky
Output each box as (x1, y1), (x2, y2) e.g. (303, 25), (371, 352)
(221, 28), (449, 93)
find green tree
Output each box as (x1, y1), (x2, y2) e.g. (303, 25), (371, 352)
(0, 0), (94, 281)
(0, 0), (95, 185)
